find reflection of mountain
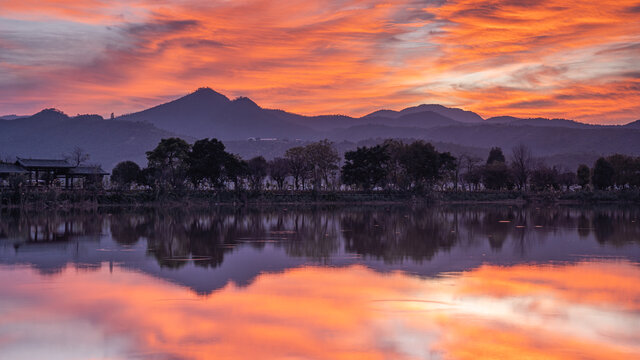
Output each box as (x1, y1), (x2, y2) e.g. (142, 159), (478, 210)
(1, 206), (639, 294)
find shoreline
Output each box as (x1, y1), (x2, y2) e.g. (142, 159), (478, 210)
(2, 189), (640, 209)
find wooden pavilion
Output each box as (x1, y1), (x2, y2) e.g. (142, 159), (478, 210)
(0, 157), (109, 188)
(16, 157), (75, 186)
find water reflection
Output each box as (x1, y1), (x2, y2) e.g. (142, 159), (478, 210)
(1, 205), (640, 359)
(0, 261), (638, 359)
(1, 206), (640, 291)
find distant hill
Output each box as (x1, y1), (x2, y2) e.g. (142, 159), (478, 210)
(117, 88), (314, 140)
(624, 120), (640, 129)
(322, 122), (640, 157)
(282, 110), (462, 132)
(0, 114), (28, 120)
(485, 116), (600, 129)
(0, 109), (182, 170)
(365, 104), (484, 123)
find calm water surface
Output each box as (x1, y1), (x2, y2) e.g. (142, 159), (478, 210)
(1, 205), (639, 359)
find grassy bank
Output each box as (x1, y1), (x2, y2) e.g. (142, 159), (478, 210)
(2, 188), (640, 209)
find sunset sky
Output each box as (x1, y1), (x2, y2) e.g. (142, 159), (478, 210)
(0, 0), (639, 124)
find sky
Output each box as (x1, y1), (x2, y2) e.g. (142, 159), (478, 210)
(0, 0), (639, 124)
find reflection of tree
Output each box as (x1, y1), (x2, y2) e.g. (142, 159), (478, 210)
(282, 210), (340, 262)
(2, 205), (640, 272)
(593, 212), (615, 244)
(142, 209), (242, 269)
(482, 210), (512, 250)
(341, 208), (458, 263)
(577, 213), (590, 238)
(0, 210), (103, 244)
(110, 214), (146, 245)
(588, 207), (640, 246)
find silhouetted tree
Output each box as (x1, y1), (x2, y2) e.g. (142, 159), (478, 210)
(446, 155), (464, 191)
(482, 148), (511, 190)
(67, 146), (90, 166)
(399, 141), (454, 193)
(146, 138), (191, 189)
(558, 170), (577, 190)
(225, 154), (248, 191)
(486, 147), (506, 165)
(268, 157), (290, 190)
(530, 164), (560, 191)
(342, 144), (390, 191)
(592, 157), (614, 190)
(285, 146), (310, 190)
(438, 152), (457, 190)
(461, 155), (482, 191)
(482, 163), (512, 190)
(606, 154), (638, 188)
(305, 140), (340, 190)
(577, 164), (590, 189)
(247, 156), (268, 191)
(510, 144), (532, 190)
(111, 161), (142, 188)
(187, 138), (229, 189)
(383, 139), (411, 191)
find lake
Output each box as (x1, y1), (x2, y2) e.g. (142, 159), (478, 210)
(1, 205), (639, 359)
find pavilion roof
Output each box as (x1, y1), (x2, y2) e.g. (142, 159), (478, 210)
(0, 163), (27, 174)
(16, 158), (73, 168)
(68, 166), (109, 176)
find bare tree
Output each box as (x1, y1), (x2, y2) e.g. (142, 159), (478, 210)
(461, 155), (482, 191)
(510, 144), (532, 191)
(268, 157), (290, 190)
(305, 140), (340, 191)
(67, 146), (90, 166)
(285, 146), (310, 190)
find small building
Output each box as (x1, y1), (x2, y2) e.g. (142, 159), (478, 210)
(0, 157), (109, 188)
(16, 157), (75, 186)
(0, 163), (27, 177)
(0, 163), (27, 186)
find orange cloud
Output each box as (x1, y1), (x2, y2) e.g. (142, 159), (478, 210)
(1, 261), (639, 359)
(0, 0), (638, 123)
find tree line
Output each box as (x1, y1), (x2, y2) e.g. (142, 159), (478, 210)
(111, 137), (640, 193)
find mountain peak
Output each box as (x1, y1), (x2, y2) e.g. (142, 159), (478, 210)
(624, 119), (640, 129)
(232, 96), (260, 109)
(73, 114), (105, 121)
(193, 87), (218, 95)
(364, 104), (483, 123)
(31, 108), (69, 120)
(185, 87), (230, 102)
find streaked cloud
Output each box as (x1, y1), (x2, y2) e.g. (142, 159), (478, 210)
(0, 0), (638, 123)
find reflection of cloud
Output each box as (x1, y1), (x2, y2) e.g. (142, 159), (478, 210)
(1, 260), (639, 359)
(0, 0), (638, 123)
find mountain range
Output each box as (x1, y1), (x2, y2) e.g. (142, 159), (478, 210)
(1, 87), (639, 170)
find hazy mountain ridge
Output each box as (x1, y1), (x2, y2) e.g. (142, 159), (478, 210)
(2, 88), (639, 171)
(0, 109), (184, 170)
(0, 115), (28, 120)
(485, 116), (606, 129)
(365, 104), (484, 123)
(625, 120), (640, 129)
